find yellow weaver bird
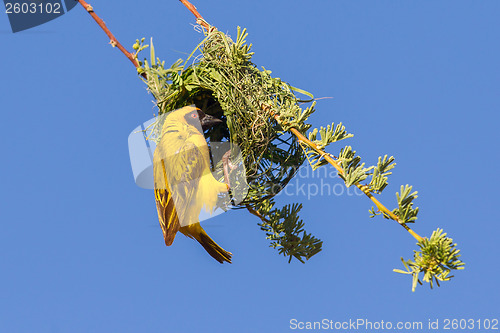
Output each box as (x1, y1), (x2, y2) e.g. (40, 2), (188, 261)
(153, 106), (232, 263)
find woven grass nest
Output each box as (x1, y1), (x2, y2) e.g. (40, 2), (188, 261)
(138, 27), (318, 207)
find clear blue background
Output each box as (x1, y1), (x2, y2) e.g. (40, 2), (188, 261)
(1, 1), (498, 332)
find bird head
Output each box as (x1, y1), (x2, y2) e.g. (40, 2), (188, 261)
(167, 106), (223, 133)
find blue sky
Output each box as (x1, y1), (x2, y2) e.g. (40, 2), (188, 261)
(1, 1), (499, 332)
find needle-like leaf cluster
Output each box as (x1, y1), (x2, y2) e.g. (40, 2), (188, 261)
(256, 200), (322, 263)
(394, 229), (465, 291)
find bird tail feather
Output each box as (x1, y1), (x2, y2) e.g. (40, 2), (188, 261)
(197, 231), (232, 264)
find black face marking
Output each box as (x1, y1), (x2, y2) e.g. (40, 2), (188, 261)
(184, 109), (203, 129)
(183, 108), (222, 131)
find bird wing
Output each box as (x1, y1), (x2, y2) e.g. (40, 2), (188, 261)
(154, 159), (180, 246)
(166, 139), (208, 228)
(153, 128), (208, 245)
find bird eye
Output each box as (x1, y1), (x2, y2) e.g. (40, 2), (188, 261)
(191, 114), (197, 118)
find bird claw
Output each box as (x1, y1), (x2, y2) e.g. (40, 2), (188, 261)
(222, 150), (237, 189)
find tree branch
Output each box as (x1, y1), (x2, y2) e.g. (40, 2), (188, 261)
(178, 0), (215, 31)
(76, 0), (145, 77)
(246, 204), (270, 224)
(284, 118), (423, 242)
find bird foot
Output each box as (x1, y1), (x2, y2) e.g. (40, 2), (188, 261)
(222, 150), (237, 189)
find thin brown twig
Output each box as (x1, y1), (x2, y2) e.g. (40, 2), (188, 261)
(76, 0), (146, 78)
(246, 204), (270, 224)
(178, 0), (215, 31)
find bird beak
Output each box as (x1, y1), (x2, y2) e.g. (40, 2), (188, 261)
(200, 112), (223, 131)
